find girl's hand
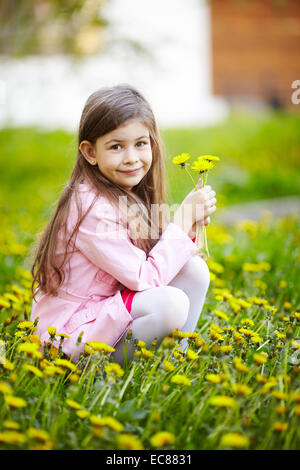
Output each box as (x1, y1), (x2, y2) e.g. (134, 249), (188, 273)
(188, 216), (211, 239)
(173, 183), (217, 234)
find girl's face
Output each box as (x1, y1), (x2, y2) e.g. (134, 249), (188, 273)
(80, 119), (153, 191)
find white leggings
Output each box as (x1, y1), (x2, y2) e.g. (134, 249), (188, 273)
(111, 255), (210, 365)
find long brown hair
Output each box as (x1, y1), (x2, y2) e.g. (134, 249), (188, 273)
(30, 84), (170, 301)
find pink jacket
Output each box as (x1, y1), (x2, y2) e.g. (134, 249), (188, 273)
(30, 179), (199, 360)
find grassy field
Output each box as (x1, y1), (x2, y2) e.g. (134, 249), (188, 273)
(0, 110), (299, 450)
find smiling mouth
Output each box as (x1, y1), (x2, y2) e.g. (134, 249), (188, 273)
(119, 168), (142, 174)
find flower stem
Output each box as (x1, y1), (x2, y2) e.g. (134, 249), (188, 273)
(184, 165), (198, 190)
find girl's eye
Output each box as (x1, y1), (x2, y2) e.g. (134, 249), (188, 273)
(110, 141), (148, 150)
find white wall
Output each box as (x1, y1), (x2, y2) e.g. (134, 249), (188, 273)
(0, 0), (228, 130)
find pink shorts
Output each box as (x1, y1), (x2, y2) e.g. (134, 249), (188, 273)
(121, 288), (137, 315)
(121, 236), (196, 315)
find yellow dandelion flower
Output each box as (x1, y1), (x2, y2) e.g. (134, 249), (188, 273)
(29, 335), (41, 344)
(86, 341), (115, 354)
(186, 348), (199, 361)
(76, 410), (90, 419)
(14, 331), (26, 338)
(194, 336), (205, 347)
(294, 312), (300, 321)
(210, 324), (225, 341)
(171, 374), (191, 386)
(9, 372), (17, 383)
(150, 431), (175, 447)
(23, 364), (43, 378)
(273, 421), (288, 432)
(261, 382), (278, 395)
(232, 383), (252, 396)
(17, 342), (42, 358)
(3, 292), (20, 303)
(172, 329), (187, 339)
(4, 395), (27, 408)
(290, 391), (300, 403)
(241, 318), (254, 327)
(219, 344), (233, 353)
(0, 431), (27, 445)
(69, 374), (79, 384)
(0, 297), (11, 308)
(233, 331), (246, 344)
(27, 427), (50, 442)
(3, 420), (20, 430)
(284, 301), (292, 310)
(220, 432), (249, 448)
(271, 390), (288, 401)
(274, 330), (286, 340)
(250, 334), (263, 344)
(2, 359), (15, 371)
(43, 365), (64, 377)
(207, 260), (224, 274)
(54, 358), (77, 372)
(141, 348), (155, 359)
(214, 310), (230, 321)
(104, 362), (124, 378)
(234, 299), (252, 309)
(256, 374), (267, 384)
(279, 280), (287, 289)
(90, 415), (124, 432)
(66, 399), (82, 410)
(253, 353), (268, 365)
(200, 154), (220, 162)
(137, 340), (146, 348)
(47, 326), (57, 336)
(239, 327), (255, 338)
(56, 333), (70, 339)
(206, 373), (222, 384)
(293, 405), (300, 416)
(247, 296), (269, 306)
(17, 321), (35, 329)
(254, 279), (267, 290)
(161, 336), (176, 348)
(191, 159), (215, 173)
(172, 153), (191, 166)
(116, 433), (144, 450)
(163, 360), (175, 372)
(232, 357), (249, 373)
(209, 395), (237, 408)
(0, 381), (13, 395)
(275, 405), (287, 415)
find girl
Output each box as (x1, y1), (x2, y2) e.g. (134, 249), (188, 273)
(30, 84), (217, 365)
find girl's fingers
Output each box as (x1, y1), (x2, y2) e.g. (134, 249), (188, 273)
(205, 205), (216, 216)
(205, 197), (216, 207)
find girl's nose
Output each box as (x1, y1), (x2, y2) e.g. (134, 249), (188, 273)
(123, 148), (139, 164)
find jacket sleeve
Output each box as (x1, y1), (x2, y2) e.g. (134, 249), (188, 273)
(75, 198), (199, 291)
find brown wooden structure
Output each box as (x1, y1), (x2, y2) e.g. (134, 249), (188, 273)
(210, 0), (300, 109)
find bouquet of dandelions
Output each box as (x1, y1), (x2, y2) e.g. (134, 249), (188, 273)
(172, 153), (220, 259)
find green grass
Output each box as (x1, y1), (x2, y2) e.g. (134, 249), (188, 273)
(0, 109), (299, 449)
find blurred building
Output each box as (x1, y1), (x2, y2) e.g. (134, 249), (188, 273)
(0, 0), (228, 130)
(210, 0), (300, 109)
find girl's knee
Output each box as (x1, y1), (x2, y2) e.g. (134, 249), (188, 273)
(183, 256), (210, 292)
(157, 286), (190, 332)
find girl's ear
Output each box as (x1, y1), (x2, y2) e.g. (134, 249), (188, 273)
(79, 141), (97, 165)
